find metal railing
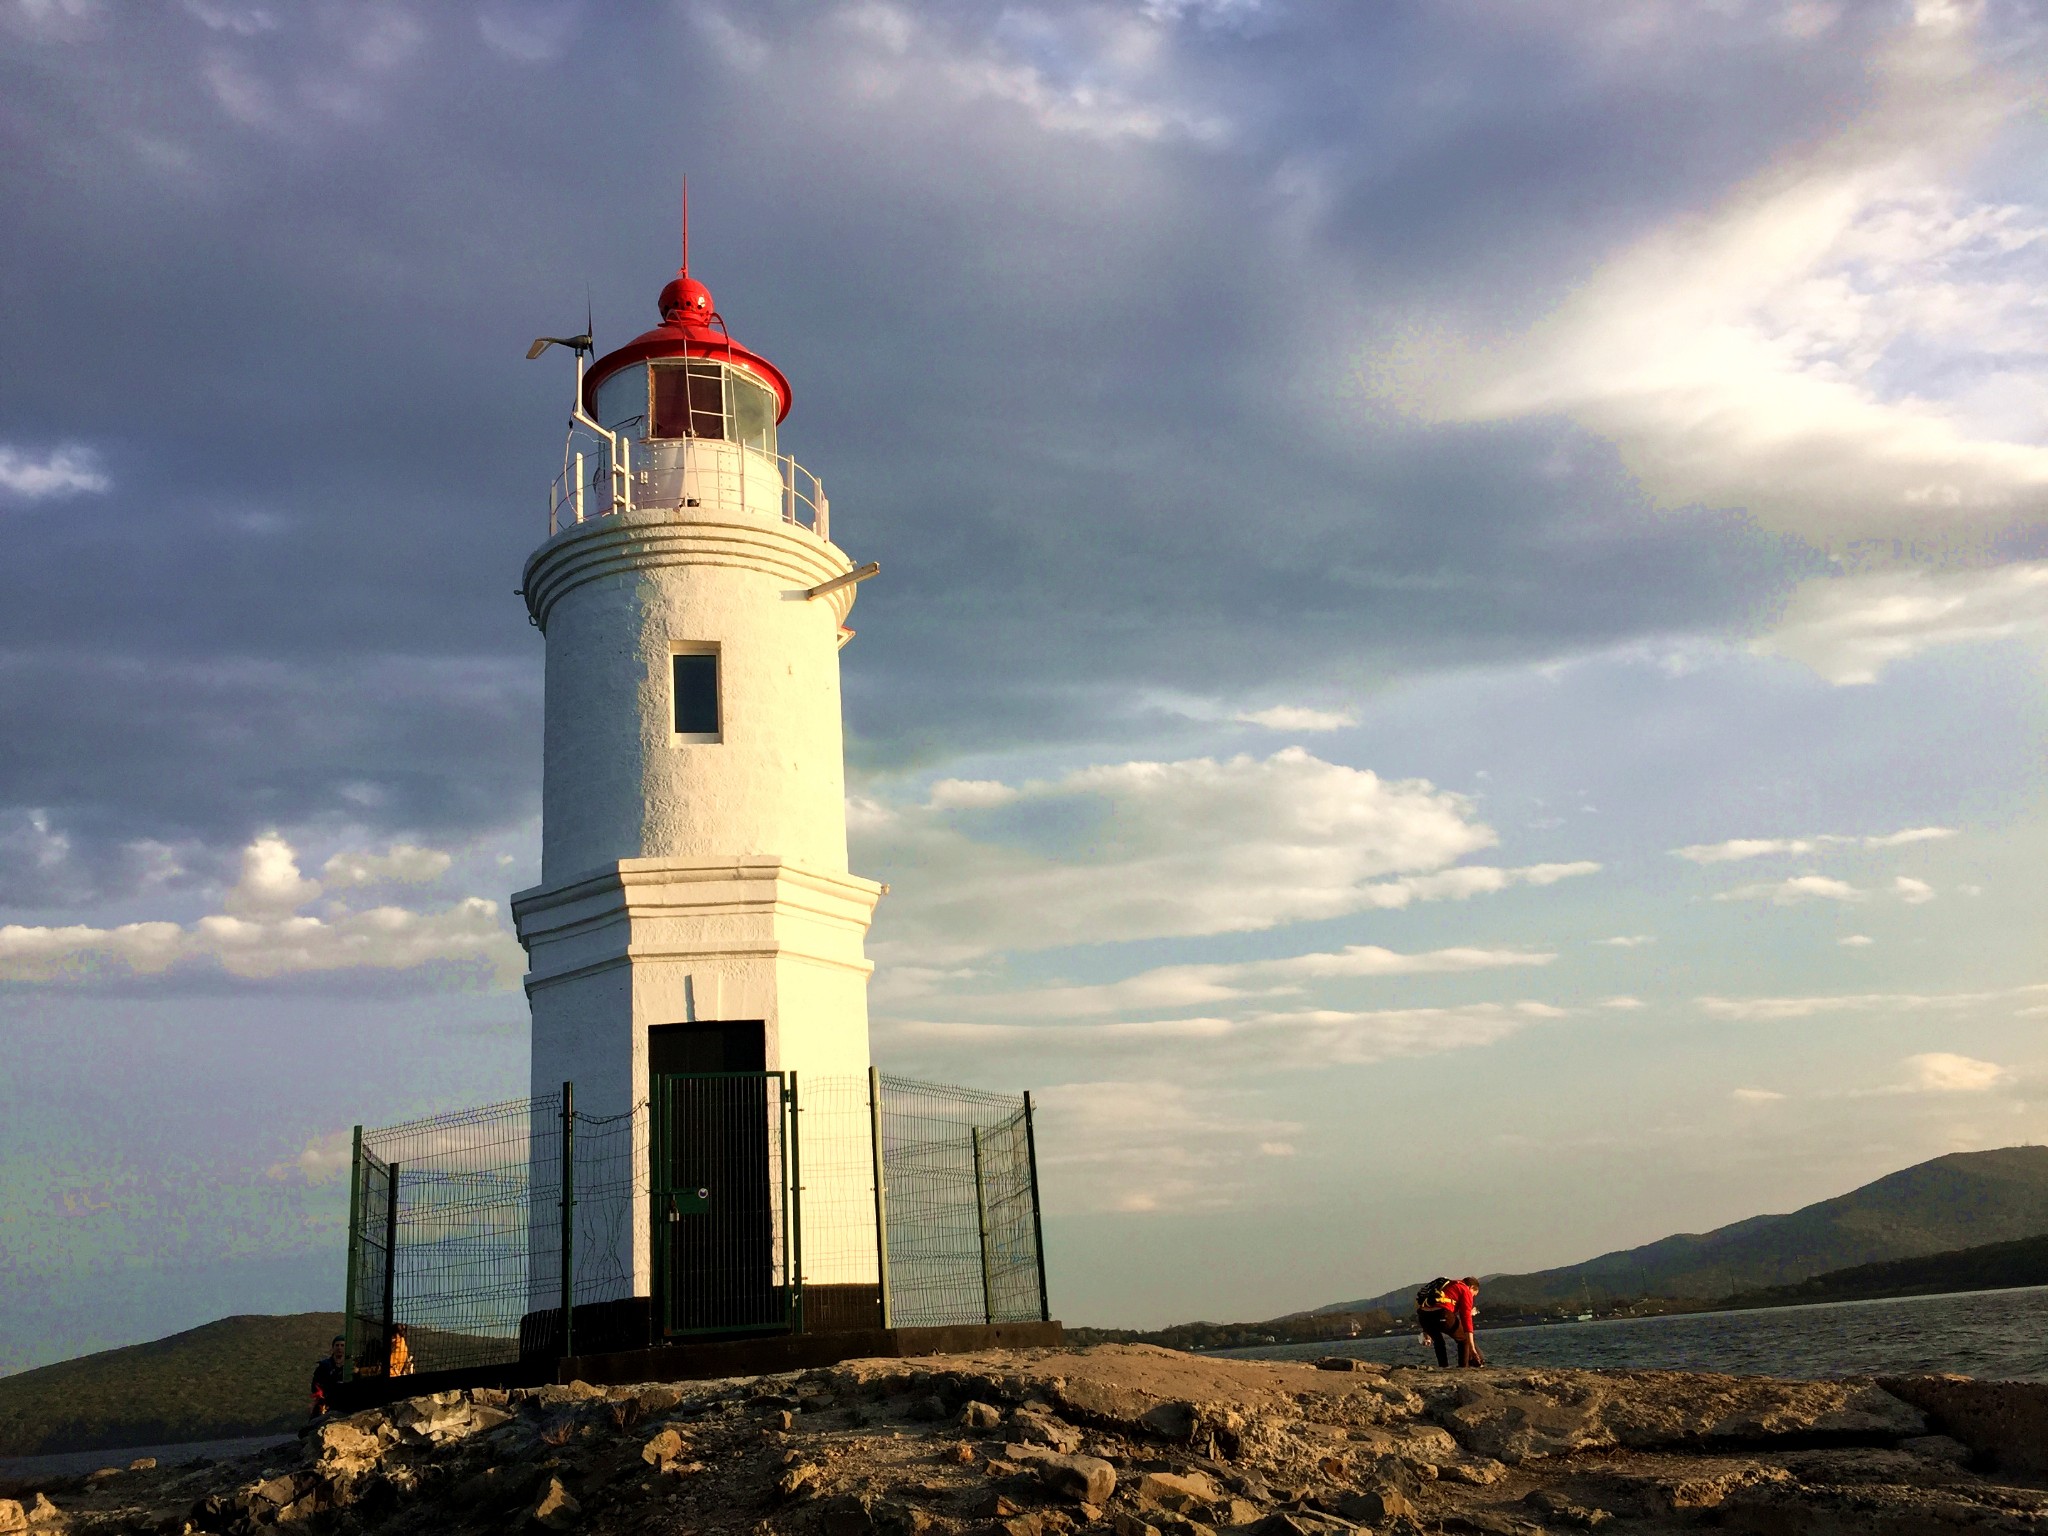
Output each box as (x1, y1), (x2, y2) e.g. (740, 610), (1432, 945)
(547, 424), (830, 543)
(342, 1069), (1048, 1374)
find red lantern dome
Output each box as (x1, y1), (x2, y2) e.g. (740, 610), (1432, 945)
(584, 267), (792, 423)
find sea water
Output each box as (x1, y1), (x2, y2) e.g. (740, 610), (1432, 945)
(1227, 1284), (2048, 1382)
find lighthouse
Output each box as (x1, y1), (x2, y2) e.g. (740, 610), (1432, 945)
(512, 230), (883, 1336)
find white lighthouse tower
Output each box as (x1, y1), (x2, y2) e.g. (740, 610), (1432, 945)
(513, 230), (882, 1332)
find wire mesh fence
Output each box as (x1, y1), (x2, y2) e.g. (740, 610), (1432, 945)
(878, 1075), (1048, 1327)
(343, 1068), (1047, 1376)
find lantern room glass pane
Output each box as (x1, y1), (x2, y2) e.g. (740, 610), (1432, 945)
(594, 364), (647, 435)
(731, 373), (777, 455)
(673, 652), (719, 737)
(650, 362), (730, 441)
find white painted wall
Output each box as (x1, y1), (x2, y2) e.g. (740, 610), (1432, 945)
(514, 494), (882, 1311)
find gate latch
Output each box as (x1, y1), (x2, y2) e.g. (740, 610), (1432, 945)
(672, 1187), (712, 1217)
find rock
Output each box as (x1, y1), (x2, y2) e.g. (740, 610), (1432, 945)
(779, 1462), (825, 1501)
(1217, 1496), (1264, 1524)
(642, 1427), (686, 1465)
(84, 1469), (120, 1483)
(531, 1474), (582, 1529)
(1590, 1465), (1793, 1515)
(819, 1492), (880, 1536)
(634, 1385), (684, 1415)
(471, 1403), (517, 1433)
(1346, 1422), (1458, 1464)
(1007, 1446), (1116, 1505)
(1882, 1374), (2048, 1474)
(1901, 1433), (1974, 1464)
(1435, 1379), (1614, 1465)
(1243, 1514), (1355, 1536)
(25, 1495), (58, 1528)
(1009, 1410), (1083, 1454)
(945, 1442), (975, 1465)
(392, 1391), (476, 1441)
(962, 1401), (1003, 1431)
(312, 1418), (384, 1471)
(1140, 1401), (1199, 1441)
(1437, 1456), (1507, 1486)
(1332, 1486), (1413, 1524)
(1523, 1489), (1611, 1529)
(126, 1457), (157, 1471)
(0, 1500), (25, 1535)
(473, 1387), (510, 1407)
(1135, 1471), (1221, 1514)
(1314, 1358), (1368, 1372)
(909, 1395), (949, 1422)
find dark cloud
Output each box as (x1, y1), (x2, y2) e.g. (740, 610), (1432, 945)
(0, 0), (1943, 883)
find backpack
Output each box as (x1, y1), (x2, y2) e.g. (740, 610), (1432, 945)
(1415, 1277), (1453, 1325)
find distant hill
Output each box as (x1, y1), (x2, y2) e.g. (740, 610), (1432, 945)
(1323, 1144), (2048, 1314)
(0, 1313), (341, 1458)
(1723, 1232), (2048, 1312)
(1065, 1308), (1399, 1353)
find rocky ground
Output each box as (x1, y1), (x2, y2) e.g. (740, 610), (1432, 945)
(2, 1345), (2043, 1535)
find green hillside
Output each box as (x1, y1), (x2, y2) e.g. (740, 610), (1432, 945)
(0, 1313), (341, 1458)
(1723, 1231), (2048, 1311)
(1326, 1144), (2048, 1313)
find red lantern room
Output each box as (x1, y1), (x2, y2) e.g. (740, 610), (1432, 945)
(583, 267), (793, 451)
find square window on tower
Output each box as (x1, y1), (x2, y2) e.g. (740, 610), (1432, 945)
(672, 650), (720, 740)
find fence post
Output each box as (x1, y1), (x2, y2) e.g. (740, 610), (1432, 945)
(380, 1161), (399, 1370)
(1022, 1092), (1050, 1324)
(787, 1073), (804, 1336)
(560, 1082), (575, 1363)
(971, 1127), (995, 1325)
(867, 1066), (892, 1330)
(342, 1126), (364, 1383)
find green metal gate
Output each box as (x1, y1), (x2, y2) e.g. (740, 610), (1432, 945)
(650, 1072), (800, 1338)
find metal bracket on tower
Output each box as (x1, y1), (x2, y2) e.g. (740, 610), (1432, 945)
(805, 562), (880, 601)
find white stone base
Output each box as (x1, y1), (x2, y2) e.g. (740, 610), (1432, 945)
(513, 856), (883, 1298)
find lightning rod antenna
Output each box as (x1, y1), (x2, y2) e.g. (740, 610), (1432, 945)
(680, 175), (689, 279)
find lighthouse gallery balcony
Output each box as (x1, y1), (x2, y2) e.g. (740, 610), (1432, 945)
(548, 356), (829, 543)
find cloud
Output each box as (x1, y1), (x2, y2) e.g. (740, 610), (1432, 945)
(1713, 875), (1865, 905)
(1755, 562), (2048, 684)
(1031, 1080), (1304, 1214)
(0, 833), (521, 985)
(321, 843), (453, 887)
(1673, 826), (1956, 862)
(1902, 1052), (2007, 1093)
(1839, 933), (1875, 946)
(886, 998), (1565, 1076)
(1594, 934), (1655, 947)
(1697, 981), (2048, 1022)
(914, 942), (1557, 1020)
(860, 748), (1597, 961)
(1731, 1087), (1786, 1103)
(1600, 996), (1644, 1010)
(1235, 705), (1356, 732)
(266, 1129), (351, 1183)
(0, 444), (109, 501)
(831, 2), (1231, 146)
(223, 832), (322, 917)
(1891, 875), (1935, 904)
(1376, 8), (2048, 550)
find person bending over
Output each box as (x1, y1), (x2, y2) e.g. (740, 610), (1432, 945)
(1444, 1276), (1486, 1367)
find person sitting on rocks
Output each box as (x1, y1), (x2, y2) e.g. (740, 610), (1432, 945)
(1445, 1276), (1486, 1367)
(310, 1335), (346, 1416)
(387, 1323), (413, 1377)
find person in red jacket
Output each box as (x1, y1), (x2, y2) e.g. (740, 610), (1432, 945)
(1444, 1276), (1486, 1367)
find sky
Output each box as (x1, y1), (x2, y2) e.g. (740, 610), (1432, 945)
(2, 0), (2046, 1373)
